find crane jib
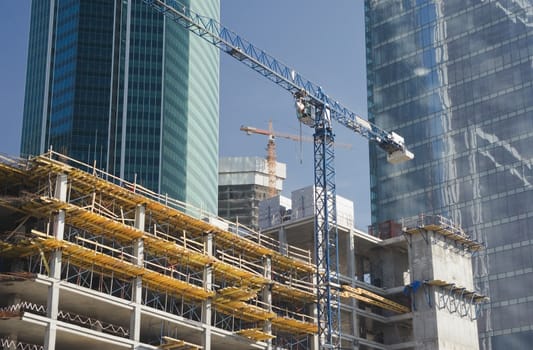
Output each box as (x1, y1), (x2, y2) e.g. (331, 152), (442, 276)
(143, 0), (412, 160)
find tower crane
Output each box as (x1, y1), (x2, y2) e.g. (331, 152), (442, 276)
(142, 1), (414, 348)
(240, 121), (351, 198)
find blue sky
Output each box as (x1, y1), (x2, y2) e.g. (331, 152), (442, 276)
(0, 1), (371, 229)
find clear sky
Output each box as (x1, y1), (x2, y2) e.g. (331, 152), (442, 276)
(0, 1), (371, 229)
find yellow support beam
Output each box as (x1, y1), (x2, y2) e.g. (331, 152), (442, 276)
(213, 301), (276, 323)
(424, 280), (489, 303)
(237, 328), (275, 341)
(341, 285), (410, 314)
(271, 316), (317, 335)
(271, 283), (315, 303)
(159, 336), (202, 350)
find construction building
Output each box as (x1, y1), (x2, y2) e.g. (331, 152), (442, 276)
(260, 194), (487, 349)
(218, 157), (286, 231)
(0, 151), (487, 349)
(0, 152), (313, 350)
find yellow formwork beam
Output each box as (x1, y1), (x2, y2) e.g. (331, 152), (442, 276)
(425, 279), (451, 287)
(237, 328), (276, 341)
(271, 283), (315, 303)
(271, 316), (317, 335)
(424, 280), (489, 303)
(341, 285), (410, 314)
(216, 286), (258, 301)
(159, 336), (202, 350)
(0, 162), (28, 186)
(213, 301), (276, 323)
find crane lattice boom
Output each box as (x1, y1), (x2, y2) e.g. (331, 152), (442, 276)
(143, 0), (412, 162)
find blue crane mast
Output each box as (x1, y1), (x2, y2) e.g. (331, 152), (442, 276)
(142, 0), (414, 348)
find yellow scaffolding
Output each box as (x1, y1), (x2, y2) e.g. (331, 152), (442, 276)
(271, 316), (317, 335)
(26, 154), (315, 275)
(33, 234), (214, 302)
(237, 328), (276, 341)
(0, 153), (320, 336)
(22, 197), (281, 292)
(15, 163), (314, 298)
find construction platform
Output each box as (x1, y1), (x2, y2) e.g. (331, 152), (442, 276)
(0, 152), (316, 350)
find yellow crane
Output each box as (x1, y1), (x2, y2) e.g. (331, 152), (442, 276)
(240, 120), (350, 198)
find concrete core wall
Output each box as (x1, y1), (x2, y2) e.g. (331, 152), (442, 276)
(409, 231), (479, 350)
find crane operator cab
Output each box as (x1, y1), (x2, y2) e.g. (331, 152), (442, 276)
(294, 90), (332, 131)
(294, 90), (315, 127)
(295, 98), (314, 127)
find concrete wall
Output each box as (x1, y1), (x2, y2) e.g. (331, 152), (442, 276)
(409, 231), (479, 350)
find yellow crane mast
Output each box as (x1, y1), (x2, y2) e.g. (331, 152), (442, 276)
(240, 120), (351, 198)
(240, 120), (311, 198)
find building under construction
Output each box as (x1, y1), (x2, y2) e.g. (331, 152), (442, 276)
(0, 151), (487, 349)
(218, 157), (286, 231)
(260, 195), (488, 349)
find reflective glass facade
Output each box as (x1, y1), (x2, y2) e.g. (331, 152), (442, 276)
(21, 0), (219, 213)
(365, 1), (533, 348)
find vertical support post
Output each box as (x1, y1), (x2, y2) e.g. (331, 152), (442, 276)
(44, 173), (67, 350)
(310, 276), (319, 350)
(348, 231), (358, 339)
(278, 226), (287, 256)
(262, 256), (272, 349)
(202, 232), (214, 350)
(130, 204), (145, 346)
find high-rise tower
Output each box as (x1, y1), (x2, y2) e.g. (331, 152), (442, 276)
(21, 0), (219, 213)
(366, 1), (533, 348)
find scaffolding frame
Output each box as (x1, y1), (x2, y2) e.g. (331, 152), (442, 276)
(0, 151), (318, 346)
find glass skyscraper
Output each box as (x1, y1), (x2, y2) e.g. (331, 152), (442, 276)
(366, 0), (533, 348)
(21, 0), (219, 213)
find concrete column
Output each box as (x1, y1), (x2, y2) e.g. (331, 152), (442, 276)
(202, 233), (214, 350)
(278, 226), (287, 256)
(262, 256), (272, 350)
(310, 273), (319, 350)
(44, 173), (67, 350)
(130, 205), (145, 346)
(348, 231), (359, 339)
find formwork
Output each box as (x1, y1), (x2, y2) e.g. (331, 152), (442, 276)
(0, 152), (314, 350)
